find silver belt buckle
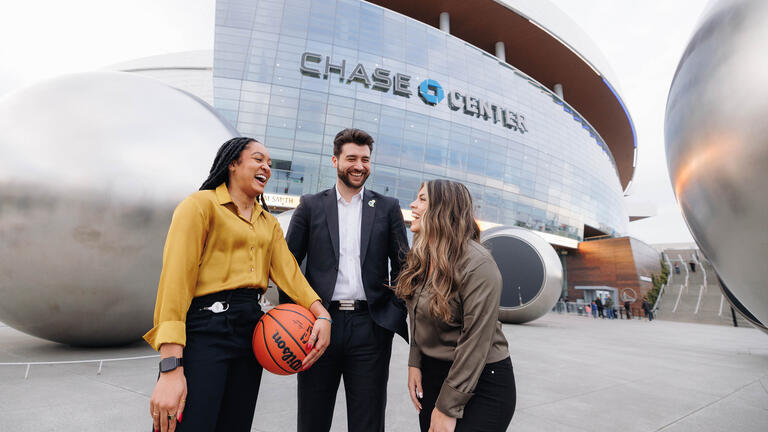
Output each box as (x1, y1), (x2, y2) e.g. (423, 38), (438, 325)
(202, 301), (229, 313)
(338, 300), (355, 311)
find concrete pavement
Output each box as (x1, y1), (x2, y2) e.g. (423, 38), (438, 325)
(1, 314), (766, 431)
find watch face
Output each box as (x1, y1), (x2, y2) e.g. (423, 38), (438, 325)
(160, 357), (178, 372)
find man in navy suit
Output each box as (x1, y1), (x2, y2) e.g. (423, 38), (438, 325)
(279, 128), (409, 432)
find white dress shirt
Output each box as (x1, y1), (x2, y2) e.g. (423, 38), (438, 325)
(332, 186), (367, 301)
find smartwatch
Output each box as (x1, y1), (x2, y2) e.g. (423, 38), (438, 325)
(159, 356), (184, 373)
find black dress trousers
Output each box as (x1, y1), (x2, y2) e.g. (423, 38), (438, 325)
(296, 304), (394, 432)
(176, 289), (264, 432)
(419, 355), (516, 432)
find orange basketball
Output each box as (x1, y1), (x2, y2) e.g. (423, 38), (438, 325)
(253, 303), (315, 375)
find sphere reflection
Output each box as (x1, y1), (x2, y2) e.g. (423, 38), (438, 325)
(0, 72), (238, 346)
(665, 0), (768, 327)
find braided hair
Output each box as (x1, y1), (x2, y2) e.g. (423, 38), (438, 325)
(200, 137), (270, 212)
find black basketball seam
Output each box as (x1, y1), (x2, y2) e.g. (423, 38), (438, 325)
(271, 306), (315, 326)
(264, 313), (309, 356)
(259, 320), (293, 374)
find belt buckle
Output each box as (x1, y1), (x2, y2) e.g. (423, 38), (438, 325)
(202, 301), (229, 313)
(338, 300), (355, 311)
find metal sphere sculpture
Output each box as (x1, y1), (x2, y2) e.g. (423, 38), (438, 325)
(262, 209), (297, 306)
(480, 226), (562, 324)
(665, 0), (768, 328)
(0, 72), (238, 346)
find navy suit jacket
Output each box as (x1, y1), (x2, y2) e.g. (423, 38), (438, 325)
(279, 187), (409, 341)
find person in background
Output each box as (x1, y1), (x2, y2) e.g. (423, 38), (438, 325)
(595, 296), (604, 318)
(605, 295), (615, 319)
(642, 297), (654, 322)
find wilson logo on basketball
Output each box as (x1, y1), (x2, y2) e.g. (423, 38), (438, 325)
(272, 330), (302, 371)
(253, 303), (316, 375)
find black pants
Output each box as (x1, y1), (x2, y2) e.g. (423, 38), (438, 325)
(297, 305), (394, 432)
(176, 289), (264, 432)
(419, 355), (516, 432)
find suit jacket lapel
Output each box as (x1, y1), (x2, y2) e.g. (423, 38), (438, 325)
(360, 189), (376, 265)
(323, 189), (340, 262)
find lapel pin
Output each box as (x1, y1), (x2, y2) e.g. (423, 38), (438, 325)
(368, 199), (376, 207)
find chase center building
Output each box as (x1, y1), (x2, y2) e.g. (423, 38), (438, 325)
(211, 0), (637, 247)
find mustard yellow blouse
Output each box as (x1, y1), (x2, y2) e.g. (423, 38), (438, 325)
(143, 183), (320, 350)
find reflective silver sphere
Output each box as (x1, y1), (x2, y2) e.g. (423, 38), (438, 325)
(268, 214), (562, 325)
(0, 72), (237, 346)
(665, 0), (768, 327)
(262, 209), (297, 306)
(480, 226), (562, 324)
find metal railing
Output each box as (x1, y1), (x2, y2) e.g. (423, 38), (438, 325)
(552, 301), (647, 319)
(652, 283), (666, 312)
(0, 355), (160, 379)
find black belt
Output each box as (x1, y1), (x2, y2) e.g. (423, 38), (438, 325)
(329, 300), (368, 311)
(191, 288), (262, 313)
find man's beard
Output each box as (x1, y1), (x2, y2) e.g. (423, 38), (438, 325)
(337, 167), (369, 189)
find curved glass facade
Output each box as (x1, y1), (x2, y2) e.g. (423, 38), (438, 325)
(213, 0), (628, 241)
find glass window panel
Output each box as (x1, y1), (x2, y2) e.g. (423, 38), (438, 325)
(212, 0), (629, 237)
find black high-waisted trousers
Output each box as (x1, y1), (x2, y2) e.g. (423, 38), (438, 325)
(176, 288), (264, 432)
(418, 354), (516, 432)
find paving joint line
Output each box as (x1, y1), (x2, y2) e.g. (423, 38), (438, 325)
(82, 373), (152, 399)
(758, 376), (768, 396)
(655, 375), (768, 431)
(517, 375), (650, 410)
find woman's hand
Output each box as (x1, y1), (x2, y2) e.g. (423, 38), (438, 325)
(150, 345), (187, 432)
(428, 408), (457, 432)
(408, 366), (423, 412)
(303, 301), (331, 370)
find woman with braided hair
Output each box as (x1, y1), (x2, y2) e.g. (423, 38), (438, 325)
(145, 137), (331, 432)
(397, 180), (515, 432)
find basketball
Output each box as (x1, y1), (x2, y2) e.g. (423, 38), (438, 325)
(253, 304), (315, 375)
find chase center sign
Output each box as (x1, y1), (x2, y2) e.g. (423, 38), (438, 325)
(300, 52), (528, 133)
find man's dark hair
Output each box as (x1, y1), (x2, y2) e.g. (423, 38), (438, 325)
(333, 128), (374, 157)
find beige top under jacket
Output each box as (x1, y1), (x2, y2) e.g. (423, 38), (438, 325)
(406, 240), (510, 419)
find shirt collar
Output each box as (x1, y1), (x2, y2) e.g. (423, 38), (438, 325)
(215, 182), (264, 219)
(215, 182), (232, 204)
(335, 185), (365, 204)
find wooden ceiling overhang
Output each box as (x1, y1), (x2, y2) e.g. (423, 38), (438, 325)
(367, 0), (637, 189)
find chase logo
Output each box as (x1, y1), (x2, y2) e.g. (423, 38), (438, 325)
(418, 79), (444, 105)
(299, 52), (527, 133)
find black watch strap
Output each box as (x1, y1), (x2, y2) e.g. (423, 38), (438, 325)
(159, 356), (183, 373)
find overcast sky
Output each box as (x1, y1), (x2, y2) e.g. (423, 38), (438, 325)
(0, 0), (709, 245)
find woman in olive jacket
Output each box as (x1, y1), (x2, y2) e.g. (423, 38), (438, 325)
(396, 180), (516, 432)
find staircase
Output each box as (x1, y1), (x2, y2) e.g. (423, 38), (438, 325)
(655, 249), (752, 327)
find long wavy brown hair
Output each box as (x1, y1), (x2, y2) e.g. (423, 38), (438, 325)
(395, 180), (480, 322)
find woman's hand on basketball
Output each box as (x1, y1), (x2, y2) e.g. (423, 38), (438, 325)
(428, 408), (456, 432)
(303, 301), (331, 370)
(408, 366), (423, 412)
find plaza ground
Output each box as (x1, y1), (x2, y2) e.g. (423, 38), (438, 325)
(1, 313), (766, 431)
